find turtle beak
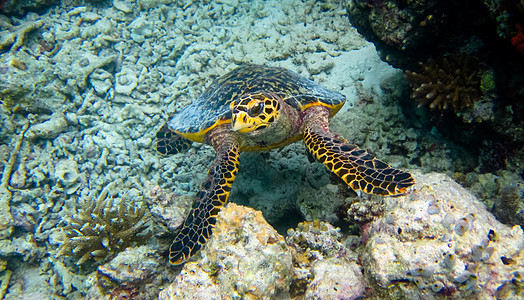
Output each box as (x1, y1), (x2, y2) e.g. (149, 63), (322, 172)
(231, 114), (254, 133)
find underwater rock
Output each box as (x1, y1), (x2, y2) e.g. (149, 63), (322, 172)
(361, 171), (524, 298)
(54, 159), (81, 195)
(304, 258), (367, 300)
(285, 220), (368, 298)
(129, 16), (153, 43)
(159, 262), (219, 299)
(230, 146), (329, 228)
(0, 64), (67, 114)
(52, 43), (117, 89)
(97, 245), (160, 285)
(297, 184), (345, 224)
(347, 197), (385, 223)
(115, 67), (139, 95)
(0, 20), (43, 52)
(491, 184), (524, 227)
(0, 235), (43, 262)
(0, 1), (57, 17)
(286, 220), (345, 259)
(0, 269), (11, 299)
(0, 126), (27, 240)
(145, 183), (192, 237)
(24, 113), (69, 140)
(305, 52), (334, 75)
(159, 203), (294, 299)
(89, 69), (113, 95)
(51, 258), (83, 295)
(8, 160), (28, 189)
(113, 0), (133, 13)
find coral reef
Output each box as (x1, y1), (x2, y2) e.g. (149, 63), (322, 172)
(304, 258), (367, 300)
(145, 182), (192, 237)
(347, 196), (385, 223)
(0, 122), (28, 239)
(159, 203), (294, 299)
(511, 24), (524, 54)
(0, 0), (57, 16)
(405, 53), (483, 111)
(482, 0), (524, 42)
(56, 186), (152, 266)
(0, 19), (43, 52)
(96, 245), (167, 299)
(346, 0), (445, 52)
(285, 220), (368, 298)
(0, 0), (521, 298)
(360, 171), (524, 298)
(286, 220), (345, 260)
(492, 185), (524, 226)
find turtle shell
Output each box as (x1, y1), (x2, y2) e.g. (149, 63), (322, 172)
(168, 64), (346, 142)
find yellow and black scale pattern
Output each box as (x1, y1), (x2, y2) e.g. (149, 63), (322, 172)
(303, 108), (414, 195)
(159, 64), (415, 265)
(166, 64), (345, 143)
(168, 136), (240, 265)
(156, 123), (191, 155)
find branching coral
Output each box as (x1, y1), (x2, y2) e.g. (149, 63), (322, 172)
(57, 187), (152, 265)
(405, 53), (483, 111)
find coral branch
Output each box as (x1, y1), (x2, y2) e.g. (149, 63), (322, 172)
(57, 188), (152, 266)
(406, 53), (482, 112)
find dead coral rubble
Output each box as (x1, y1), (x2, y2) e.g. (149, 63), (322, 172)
(56, 189), (152, 266)
(406, 54), (482, 111)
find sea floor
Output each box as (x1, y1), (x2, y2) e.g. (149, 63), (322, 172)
(0, 0), (522, 299)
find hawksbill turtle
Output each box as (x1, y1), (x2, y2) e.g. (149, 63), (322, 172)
(156, 64), (415, 265)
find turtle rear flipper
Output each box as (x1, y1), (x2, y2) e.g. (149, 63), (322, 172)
(169, 135), (240, 265)
(303, 107), (415, 196)
(156, 123), (192, 155)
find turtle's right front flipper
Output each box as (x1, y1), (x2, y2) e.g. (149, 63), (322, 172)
(303, 107), (415, 196)
(168, 135), (240, 265)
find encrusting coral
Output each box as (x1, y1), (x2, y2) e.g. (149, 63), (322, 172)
(492, 185), (523, 226)
(56, 187), (152, 266)
(285, 220), (348, 297)
(405, 53), (483, 111)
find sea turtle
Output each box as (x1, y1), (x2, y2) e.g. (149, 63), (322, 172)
(157, 64), (415, 265)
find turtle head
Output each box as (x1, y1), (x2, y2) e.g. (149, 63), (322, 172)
(230, 92), (280, 133)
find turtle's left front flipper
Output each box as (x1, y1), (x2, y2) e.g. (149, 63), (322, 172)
(168, 134), (240, 265)
(303, 107), (415, 196)
(156, 123), (192, 155)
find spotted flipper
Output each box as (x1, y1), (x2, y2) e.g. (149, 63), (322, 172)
(303, 108), (414, 196)
(156, 123), (192, 155)
(168, 136), (240, 265)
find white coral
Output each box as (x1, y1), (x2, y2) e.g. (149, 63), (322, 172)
(115, 68), (138, 95)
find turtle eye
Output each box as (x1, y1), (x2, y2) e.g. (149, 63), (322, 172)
(248, 101), (264, 117)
